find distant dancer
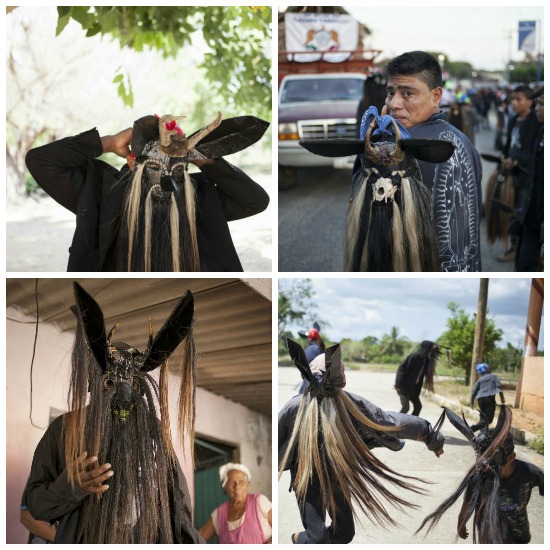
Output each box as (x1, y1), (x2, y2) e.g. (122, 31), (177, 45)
(470, 363), (505, 432)
(395, 341), (441, 416)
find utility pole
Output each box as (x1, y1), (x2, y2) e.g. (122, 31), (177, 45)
(515, 278), (544, 408)
(469, 278), (489, 391)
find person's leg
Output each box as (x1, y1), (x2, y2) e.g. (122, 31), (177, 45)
(411, 393), (422, 416)
(485, 396), (497, 425)
(398, 393), (410, 414)
(471, 397), (492, 432)
(327, 486), (355, 544)
(292, 470), (328, 544)
(516, 224), (542, 272)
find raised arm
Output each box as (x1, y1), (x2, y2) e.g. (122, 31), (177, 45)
(198, 159), (270, 221)
(25, 128), (131, 214)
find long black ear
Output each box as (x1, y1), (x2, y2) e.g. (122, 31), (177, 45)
(493, 405), (510, 438)
(444, 407), (475, 444)
(323, 344), (343, 388)
(194, 116), (269, 158)
(399, 139), (455, 163)
(286, 338), (314, 383)
(131, 115), (160, 156)
(142, 291), (195, 372)
(73, 282), (108, 372)
(299, 138), (364, 158)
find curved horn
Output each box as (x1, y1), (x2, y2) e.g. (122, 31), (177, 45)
(364, 117), (406, 165)
(182, 111), (223, 154)
(158, 115), (186, 147)
(364, 117), (378, 159)
(147, 317), (153, 350)
(107, 321), (120, 351)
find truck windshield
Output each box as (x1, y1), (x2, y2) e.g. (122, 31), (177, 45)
(280, 78), (364, 104)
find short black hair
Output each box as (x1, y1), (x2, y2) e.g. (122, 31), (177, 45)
(513, 85), (533, 99)
(386, 51), (443, 90)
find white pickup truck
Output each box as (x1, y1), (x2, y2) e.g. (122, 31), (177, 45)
(278, 73), (366, 189)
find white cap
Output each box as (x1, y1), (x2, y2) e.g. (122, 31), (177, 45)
(219, 463), (251, 487)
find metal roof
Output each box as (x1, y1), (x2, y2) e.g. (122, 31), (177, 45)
(7, 278), (272, 416)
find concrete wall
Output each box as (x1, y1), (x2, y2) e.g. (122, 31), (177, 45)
(518, 356), (544, 415)
(6, 307), (271, 543)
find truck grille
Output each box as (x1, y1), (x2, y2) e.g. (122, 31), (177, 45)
(298, 119), (357, 139)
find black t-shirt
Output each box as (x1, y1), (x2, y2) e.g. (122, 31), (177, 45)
(464, 459), (544, 543)
(499, 459), (544, 543)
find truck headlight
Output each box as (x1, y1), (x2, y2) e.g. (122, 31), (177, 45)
(278, 122), (299, 140)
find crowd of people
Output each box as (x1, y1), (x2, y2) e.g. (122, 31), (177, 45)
(439, 81), (543, 270)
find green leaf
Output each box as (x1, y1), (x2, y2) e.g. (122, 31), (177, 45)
(55, 13), (71, 36)
(112, 74), (124, 83)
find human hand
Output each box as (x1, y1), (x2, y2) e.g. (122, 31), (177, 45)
(457, 525), (469, 539)
(501, 158), (514, 171)
(101, 128), (132, 159)
(71, 452), (113, 494)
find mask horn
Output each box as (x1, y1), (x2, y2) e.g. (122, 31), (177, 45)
(73, 282), (108, 372)
(141, 291), (195, 372)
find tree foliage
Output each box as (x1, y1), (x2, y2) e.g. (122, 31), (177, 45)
(509, 60), (544, 84)
(278, 280), (329, 349)
(437, 301), (503, 384)
(56, 6), (272, 119)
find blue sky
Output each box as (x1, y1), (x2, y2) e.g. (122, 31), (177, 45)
(280, 278), (543, 350)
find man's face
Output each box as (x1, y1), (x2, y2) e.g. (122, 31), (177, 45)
(535, 95), (544, 124)
(510, 92), (532, 115)
(385, 75), (442, 128)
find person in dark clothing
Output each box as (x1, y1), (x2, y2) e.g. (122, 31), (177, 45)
(24, 283), (204, 543)
(20, 486), (57, 543)
(418, 406), (544, 544)
(395, 341), (441, 416)
(497, 86), (541, 263)
(469, 363), (505, 432)
(298, 328), (326, 395)
(279, 339), (445, 544)
(25, 114), (269, 272)
(516, 87), (544, 272)
(384, 51), (482, 272)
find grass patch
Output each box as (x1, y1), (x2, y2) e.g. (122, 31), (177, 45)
(528, 434), (544, 455)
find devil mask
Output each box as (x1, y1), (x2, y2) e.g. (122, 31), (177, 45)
(116, 113), (269, 272)
(64, 282), (197, 543)
(417, 405), (515, 543)
(300, 106), (455, 272)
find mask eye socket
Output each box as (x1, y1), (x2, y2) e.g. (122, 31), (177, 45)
(104, 378), (115, 390)
(145, 161), (163, 171)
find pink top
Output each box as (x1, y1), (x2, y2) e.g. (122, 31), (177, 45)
(217, 493), (265, 544)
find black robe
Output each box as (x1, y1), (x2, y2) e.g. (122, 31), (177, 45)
(25, 129), (270, 272)
(395, 342), (434, 398)
(23, 414), (204, 544)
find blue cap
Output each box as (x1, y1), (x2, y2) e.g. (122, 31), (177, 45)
(476, 363), (490, 374)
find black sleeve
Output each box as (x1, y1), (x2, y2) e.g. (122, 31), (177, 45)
(278, 397), (300, 468)
(529, 463), (544, 496)
(171, 460), (206, 543)
(25, 420), (88, 521)
(25, 129), (104, 214)
(198, 159), (269, 221)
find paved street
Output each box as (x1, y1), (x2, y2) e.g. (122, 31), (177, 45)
(279, 115), (514, 272)
(277, 367), (543, 544)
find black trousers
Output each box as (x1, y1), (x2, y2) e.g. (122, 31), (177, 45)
(471, 396), (497, 432)
(516, 224), (543, 272)
(291, 469), (355, 544)
(399, 393), (422, 416)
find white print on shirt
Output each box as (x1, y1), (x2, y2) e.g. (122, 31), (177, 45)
(432, 130), (480, 272)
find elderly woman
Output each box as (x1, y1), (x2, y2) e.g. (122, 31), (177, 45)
(198, 463), (272, 544)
